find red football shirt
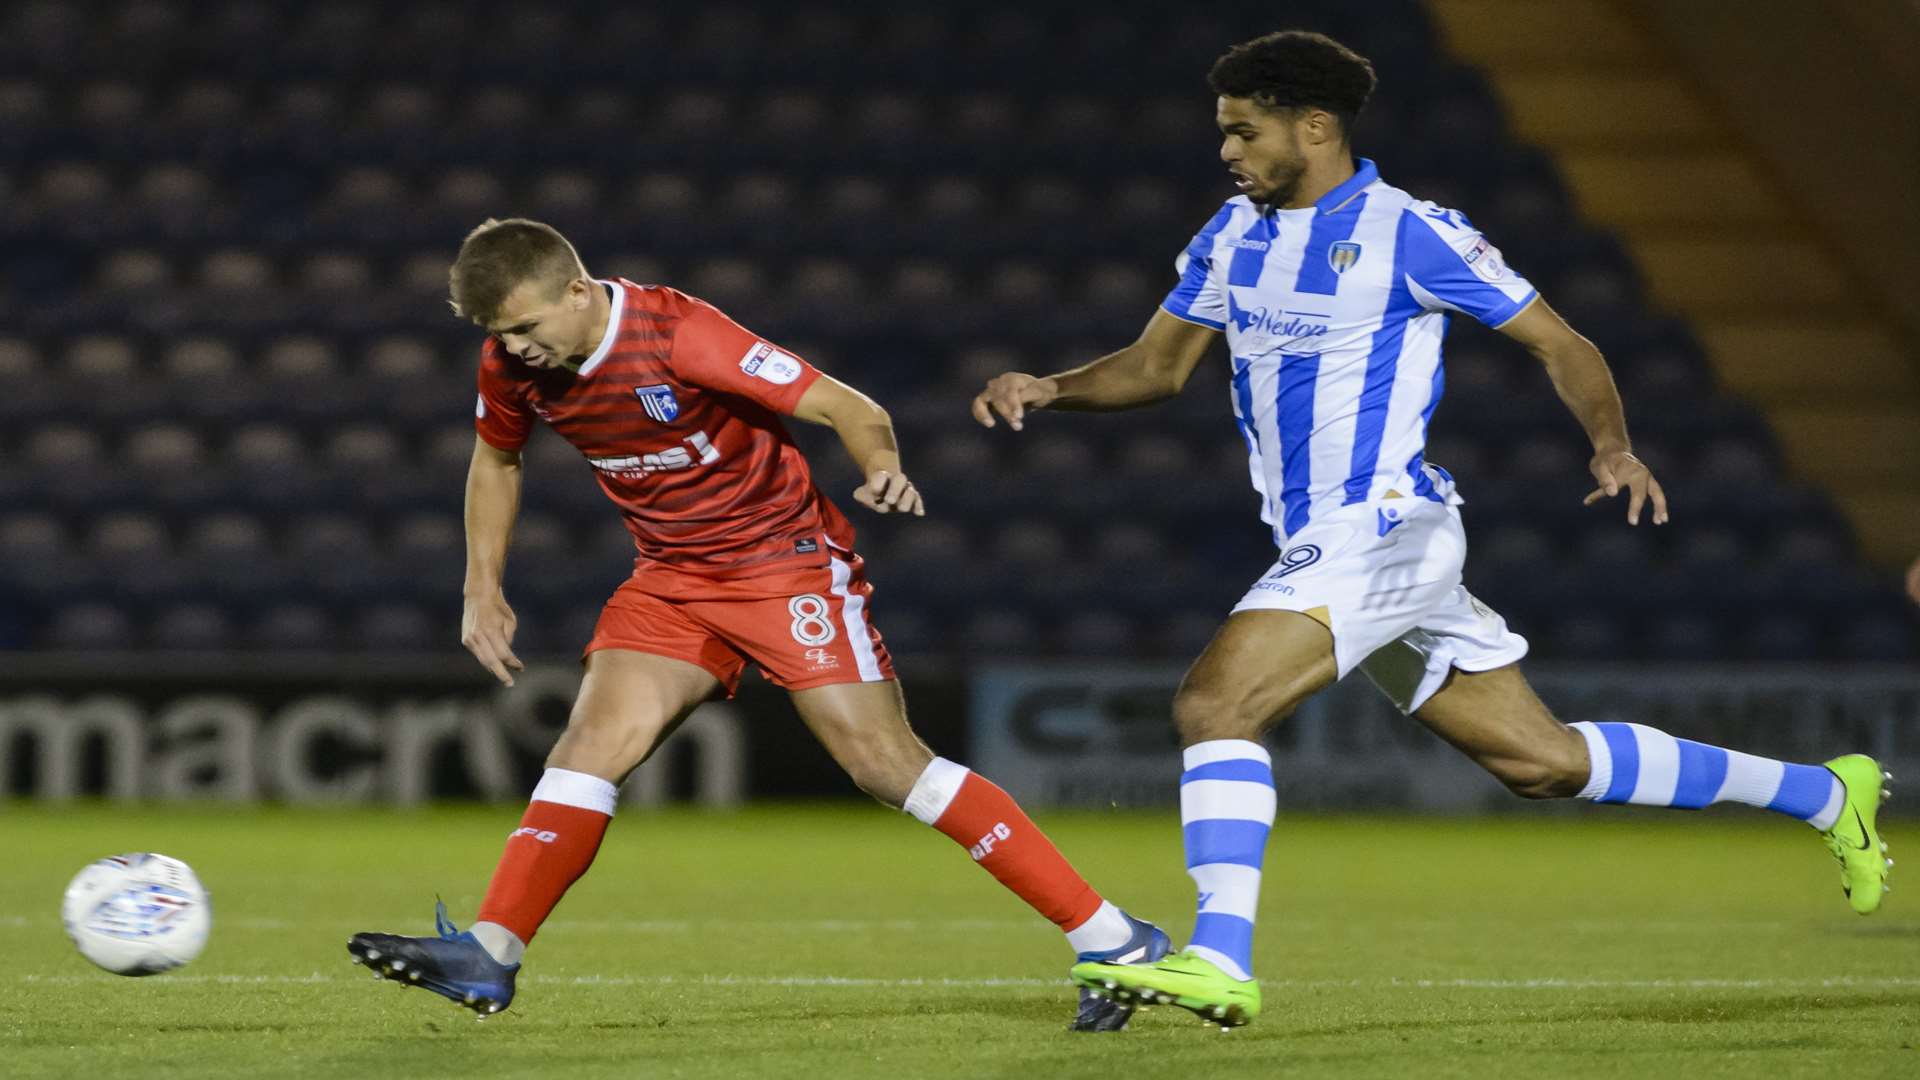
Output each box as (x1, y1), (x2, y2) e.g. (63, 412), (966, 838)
(474, 279), (856, 599)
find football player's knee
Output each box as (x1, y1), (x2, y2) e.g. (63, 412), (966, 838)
(1494, 734), (1588, 800)
(1171, 686), (1264, 743)
(841, 750), (916, 809)
(549, 709), (665, 775)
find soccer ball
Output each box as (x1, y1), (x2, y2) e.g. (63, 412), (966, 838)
(61, 853), (212, 976)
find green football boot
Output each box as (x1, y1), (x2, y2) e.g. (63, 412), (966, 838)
(1820, 754), (1892, 915)
(1071, 949), (1262, 1029)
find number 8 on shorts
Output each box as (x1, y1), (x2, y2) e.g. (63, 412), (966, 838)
(788, 594), (837, 646)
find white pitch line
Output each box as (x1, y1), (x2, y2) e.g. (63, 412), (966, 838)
(3, 917), (1037, 934)
(4, 917), (1801, 934)
(16, 973), (1920, 990)
(1332, 977), (1920, 990)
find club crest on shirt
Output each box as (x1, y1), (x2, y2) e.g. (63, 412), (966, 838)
(1328, 240), (1363, 275)
(633, 383), (680, 423)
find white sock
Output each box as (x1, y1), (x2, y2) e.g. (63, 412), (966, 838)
(470, 920), (525, 966)
(1064, 900), (1134, 956)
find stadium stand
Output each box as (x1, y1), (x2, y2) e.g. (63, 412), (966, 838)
(0, 0), (1911, 662)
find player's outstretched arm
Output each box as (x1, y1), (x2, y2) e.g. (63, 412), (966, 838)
(1500, 297), (1669, 526)
(462, 436), (527, 685)
(791, 374), (925, 517)
(972, 308), (1217, 431)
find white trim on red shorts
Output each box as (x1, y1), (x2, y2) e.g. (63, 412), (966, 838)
(828, 555), (884, 682)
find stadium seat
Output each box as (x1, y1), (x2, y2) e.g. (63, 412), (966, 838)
(530, 171), (602, 220)
(97, 249), (174, 292)
(390, 513), (463, 564)
(1160, 610), (1224, 657)
(889, 261), (961, 304)
(786, 259), (863, 305)
(26, 425), (107, 469)
(125, 423), (207, 475)
(46, 602), (136, 650)
(1647, 615), (1725, 661)
(1740, 613), (1818, 661)
(182, 512), (279, 605)
(325, 425), (402, 471)
(432, 168), (508, 217)
(364, 335), (438, 379)
(199, 249), (276, 293)
(962, 608), (1041, 656)
(687, 258), (767, 308)
(36, 162), (114, 217)
(299, 253), (374, 294)
(1060, 610), (1135, 656)
(151, 603), (237, 651)
(1837, 610), (1917, 660)
(166, 82), (245, 131)
(1546, 614), (1628, 657)
(356, 602), (434, 652)
(252, 603), (335, 651)
(63, 334), (140, 380)
(566, 89), (634, 132)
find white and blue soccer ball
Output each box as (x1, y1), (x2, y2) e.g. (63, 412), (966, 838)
(61, 853), (212, 976)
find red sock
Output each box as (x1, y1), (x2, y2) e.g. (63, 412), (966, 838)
(475, 769), (616, 945)
(907, 760), (1104, 932)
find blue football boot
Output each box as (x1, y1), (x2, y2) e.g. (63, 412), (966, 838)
(1068, 912), (1171, 1032)
(347, 900), (519, 1018)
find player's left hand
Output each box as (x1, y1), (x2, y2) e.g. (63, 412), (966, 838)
(1583, 448), (1668, 526)
(854, 470), (925, 516)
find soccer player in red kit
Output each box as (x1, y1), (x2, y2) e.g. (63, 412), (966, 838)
(347, 219), (1168, 1029)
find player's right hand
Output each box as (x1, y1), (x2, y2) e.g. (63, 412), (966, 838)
(971, 372), (1058, 432)
(461, 589), (525, 687)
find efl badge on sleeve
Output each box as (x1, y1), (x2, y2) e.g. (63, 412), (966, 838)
(1463, 237), (1508, 281)
(634, 383), (680, 423)
(738, 342), (803, 385)
(1328, 241), (1363, 275)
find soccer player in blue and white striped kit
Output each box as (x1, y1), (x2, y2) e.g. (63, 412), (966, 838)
(972, 30), (1892, 1029)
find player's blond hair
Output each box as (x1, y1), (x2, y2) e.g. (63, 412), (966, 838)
(448, 217), (588, 323)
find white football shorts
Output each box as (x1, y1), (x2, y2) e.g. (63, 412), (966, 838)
(1229, 493), (1528, 714)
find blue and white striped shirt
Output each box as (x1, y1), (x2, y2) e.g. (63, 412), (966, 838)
(1163, 159), (1537, 542)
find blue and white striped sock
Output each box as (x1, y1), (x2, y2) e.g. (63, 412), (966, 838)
(1181, 739), (1275, 982)
(1570, 722), (1843, 830)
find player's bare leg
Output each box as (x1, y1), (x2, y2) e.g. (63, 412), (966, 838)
(1402, 664), (1588, 797)
(1076, 610), (1337, 1027)
(790, 679), (1170, 1031)
(788, 679), (933, 807)
(1172, 610), (1339, 746)
(1414, 663), (1891, 913)
(546, 650), (722, 784)
(348, 650), (719, 1015)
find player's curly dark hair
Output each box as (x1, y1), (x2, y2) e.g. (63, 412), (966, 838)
(1208, 31), (1377, 136)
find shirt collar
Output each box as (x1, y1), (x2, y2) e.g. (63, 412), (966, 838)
(1270, 157), (1378, 217)
(576, 279), (624, 377)
(1315, 157), (1377, 214)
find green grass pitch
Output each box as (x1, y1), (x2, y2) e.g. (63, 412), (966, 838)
(2, 802), (1914, 1078)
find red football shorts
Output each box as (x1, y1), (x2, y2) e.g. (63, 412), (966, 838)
(584, 551), (896, 694)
